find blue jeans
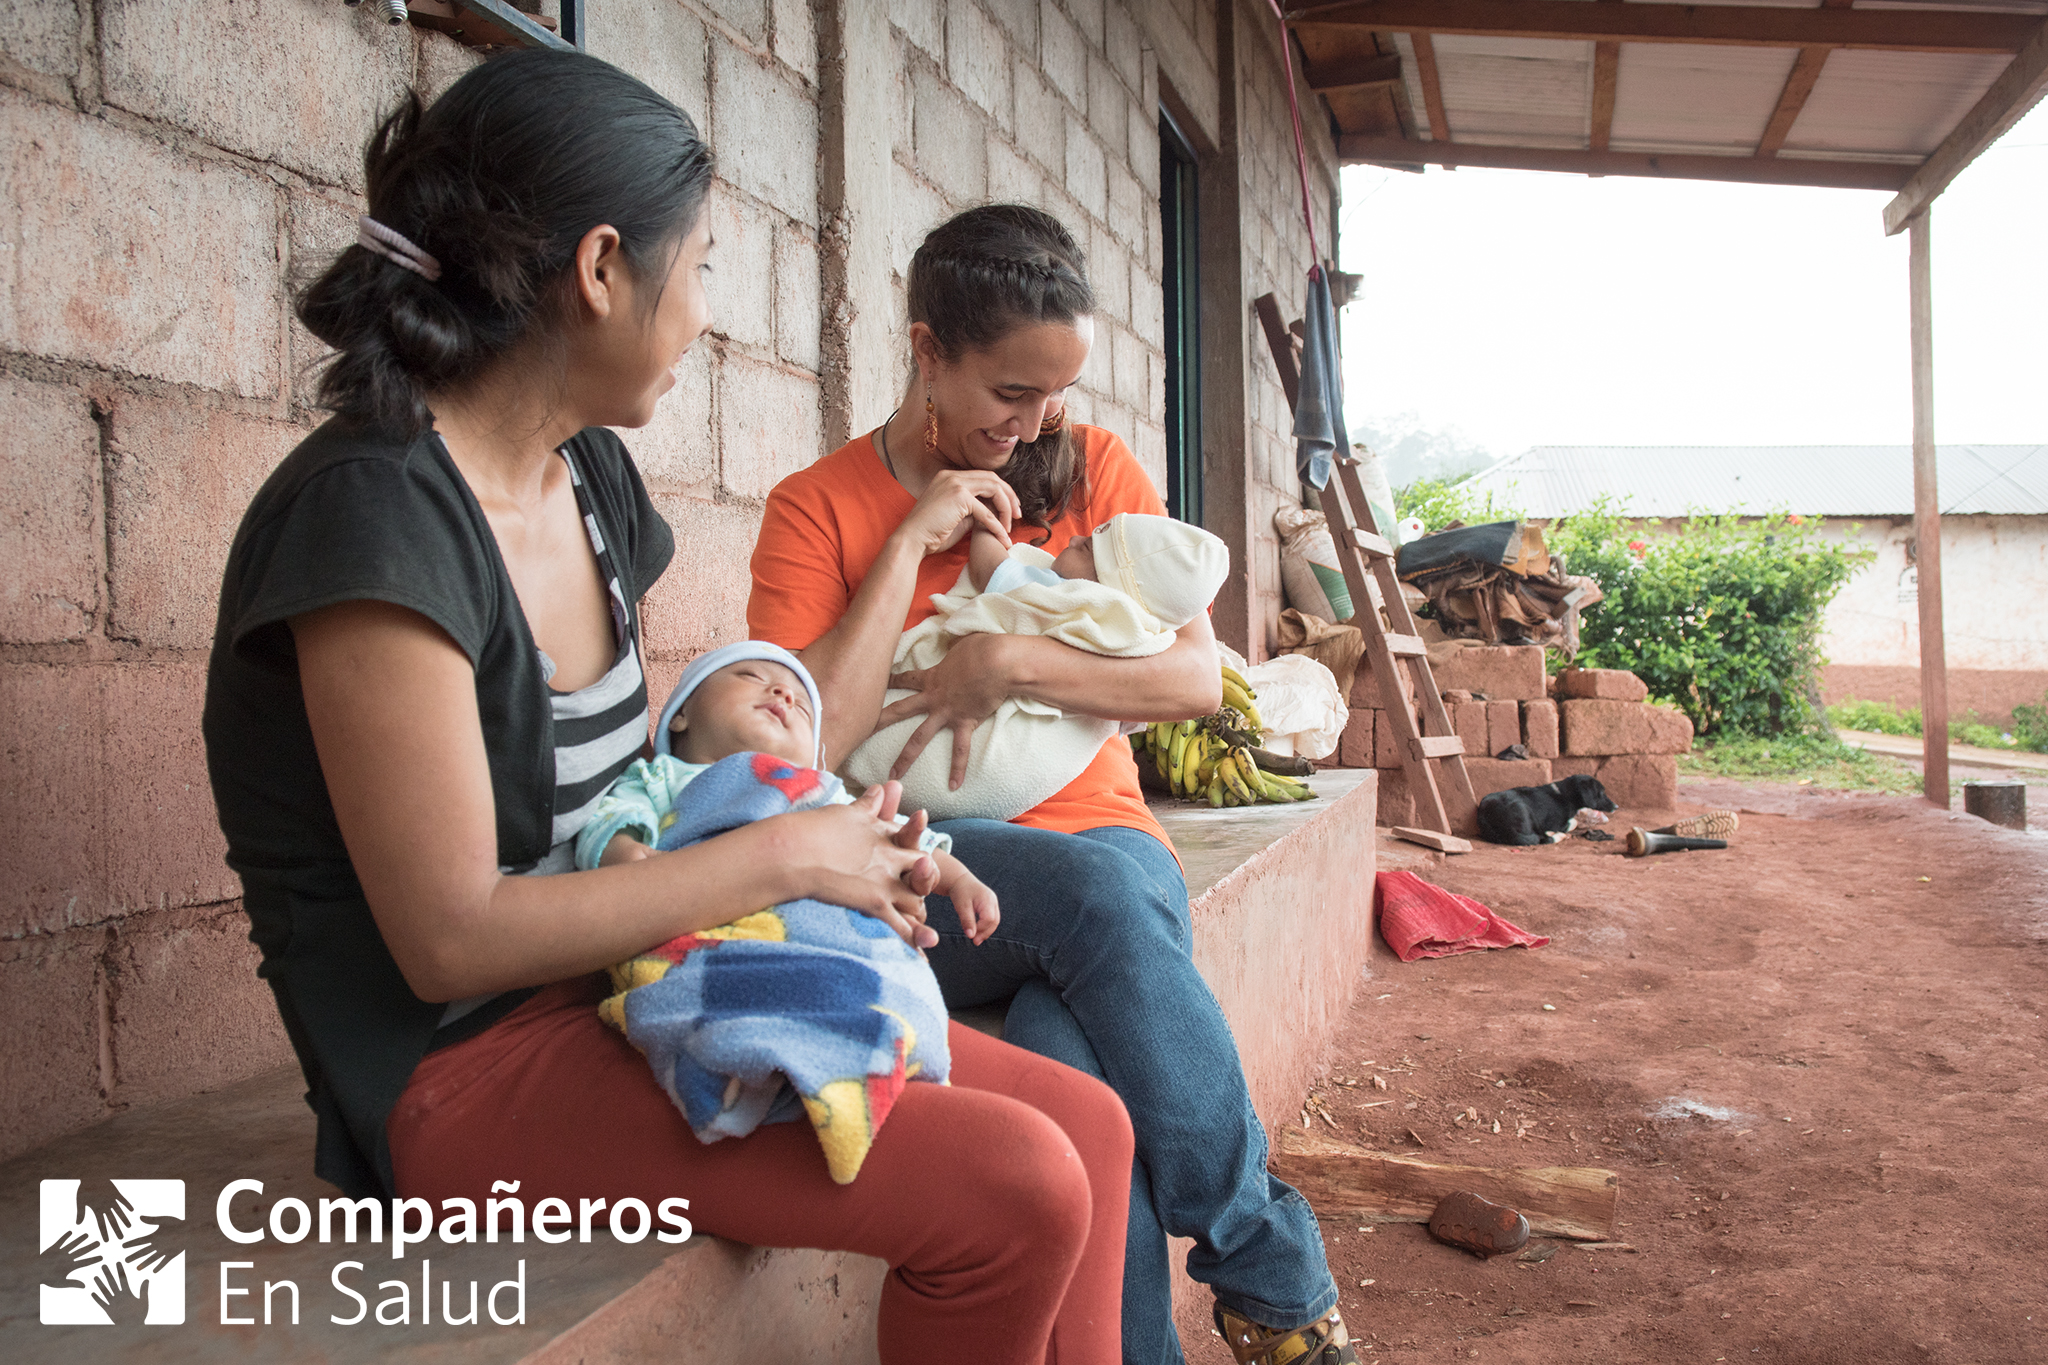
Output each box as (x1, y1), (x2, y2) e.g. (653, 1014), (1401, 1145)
(927, 820), (1337, 1365)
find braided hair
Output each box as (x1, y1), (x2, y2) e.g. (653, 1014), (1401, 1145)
(297, 49), (715, 436)
(906, 205), (1096, 537)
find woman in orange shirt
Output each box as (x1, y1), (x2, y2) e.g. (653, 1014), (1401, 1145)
(750, 206), (1349, 1365)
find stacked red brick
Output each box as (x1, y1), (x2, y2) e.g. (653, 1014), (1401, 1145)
(1336, 647), (1693, 824)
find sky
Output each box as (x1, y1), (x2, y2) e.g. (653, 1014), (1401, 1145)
(1335, 101), (2048, 473)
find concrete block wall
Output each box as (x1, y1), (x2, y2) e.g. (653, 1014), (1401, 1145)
(3, 0), (1341, 1162)
(0, 0), (824, 1162)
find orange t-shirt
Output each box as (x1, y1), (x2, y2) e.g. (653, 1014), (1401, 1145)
(748, 424), (1174, 851)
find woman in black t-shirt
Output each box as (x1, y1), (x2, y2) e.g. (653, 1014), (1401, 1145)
(203, 51), (1130, 1365)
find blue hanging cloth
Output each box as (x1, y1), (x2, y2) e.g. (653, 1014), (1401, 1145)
(1293, 267), (1349, 492)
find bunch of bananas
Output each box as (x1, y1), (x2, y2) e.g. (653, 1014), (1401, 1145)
(1132, 665), (1317, 806)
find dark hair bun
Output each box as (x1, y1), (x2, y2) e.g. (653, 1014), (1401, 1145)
(297, 49), (714, 435)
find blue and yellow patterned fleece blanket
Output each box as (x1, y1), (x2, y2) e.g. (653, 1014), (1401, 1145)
(598, 752), (951, 1183)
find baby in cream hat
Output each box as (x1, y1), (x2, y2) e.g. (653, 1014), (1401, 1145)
(966, 512), (1229, 627)
(843, 514), (1230, 824)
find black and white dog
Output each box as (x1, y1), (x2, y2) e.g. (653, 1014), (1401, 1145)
(1476, 774), (1618, 846)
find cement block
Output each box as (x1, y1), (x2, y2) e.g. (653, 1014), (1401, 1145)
(100, 0), (412, 191)
(1107, 159), (1145, 251)
(1, 0), (81, 83)
(700, 0), (768, 44)
(1486, 699), (1521, 757)
(1559, 667), (1650, 702)
(946, 1), (1012, 125)
(286, 187), (358, 415)
(888, 160), (950, 278)
(891, 0), (943, 59)
(1062, 0), (1105, 46)
(587, 0), (707, 127)
(1064, 116), (1107, 218)
(0, 373), (102, 644)
(107, 906), (289, 1110)
(914, 76), (988, 204)
(1522, 697), (1560, 758)
(988, 135), (1046, 204)
(984, 0), (1039, 53)
(1132, 420), (1167, 498)
(713, 42), (817, 225)
(1429, 644), (1546, 701)
(1087, 54), (1128, 152)
(640, 495), (767, 662)
(1090, 221), (1130, 323)
(102, 662), (239, 914)
(1338, 706), (1377, 769)
(0, 931), (107, 1163)
(1462, 756), (1553, 800)
(1106, 3), (1142, 89)
(1128, 90), (1160, 191)
(1013, 61), (1068, 177)
(1111, 324), (1146, 410)
(1594, 754), (1679, 809)
(705, 183), (776, 354)
(1039, 0), (1086, 107)
(415, 29), (483, 101)
(0, 665), (104, 939)
(773, 219), (822, 372)
(717, 353), (822, 499)
(625, 343), (718, 499)
(1560, 699), (1695, 756)
(1, 91), (281, 397)
(105, 396), (300, 651)
(1452, 699), (1489, 756)
(770, 0), (817, 84)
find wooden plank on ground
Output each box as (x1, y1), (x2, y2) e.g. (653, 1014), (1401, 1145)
(1390, 826), (1472, 853)
(1272, 1127), (1619, 1240)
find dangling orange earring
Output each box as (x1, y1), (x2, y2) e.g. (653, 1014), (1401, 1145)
(924, 384), (939, 456)
(1039, 403), (1068, 437)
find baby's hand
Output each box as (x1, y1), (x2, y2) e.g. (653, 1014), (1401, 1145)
(599, 835), (656, 867)
(948, 870), (1001, 945)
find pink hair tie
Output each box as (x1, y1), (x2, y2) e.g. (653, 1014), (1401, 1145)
(357, 215), (442, 282)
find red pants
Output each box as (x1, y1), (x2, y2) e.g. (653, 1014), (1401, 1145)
(388, 977), (1131, 1364)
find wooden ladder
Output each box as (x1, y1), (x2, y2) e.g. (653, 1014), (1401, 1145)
(1254, 292), (1478, 840)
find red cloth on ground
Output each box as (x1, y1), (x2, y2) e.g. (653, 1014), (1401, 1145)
(1375, 870), (1549, 961)
(389, 976), (1130, 1365)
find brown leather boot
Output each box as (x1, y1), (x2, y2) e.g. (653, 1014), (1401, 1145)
(1213, 1304), (1359, 1365)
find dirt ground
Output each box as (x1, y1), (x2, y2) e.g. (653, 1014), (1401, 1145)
(1255, 778), (2048, 1364)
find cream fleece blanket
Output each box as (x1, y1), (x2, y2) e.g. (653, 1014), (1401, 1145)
(843, 547), (1180, 822)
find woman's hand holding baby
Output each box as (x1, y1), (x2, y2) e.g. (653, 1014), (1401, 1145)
(775, 783), (939, 949)
(880, 632), (1022, 789)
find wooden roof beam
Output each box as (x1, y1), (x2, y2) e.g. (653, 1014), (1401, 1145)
(1288, 2), (2036, 55)
(1885, 17), (2048, 233)
(1306, 51), (1404, 92)
(1756, 0), (1852, 159)
(1338, 135), (1915, 190)
(1412, 32), (1451, 141)
(1590, 40), (1619, 152)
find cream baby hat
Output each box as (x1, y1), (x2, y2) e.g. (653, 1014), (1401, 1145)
(1091, 513), (1231, 628)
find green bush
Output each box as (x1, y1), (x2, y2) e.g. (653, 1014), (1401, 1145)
(1394, 476), (1522, 533)
(2012, 692), (2048, 753)
(1828, 698), (1922, 736)
(1547, 503), (1870, 737)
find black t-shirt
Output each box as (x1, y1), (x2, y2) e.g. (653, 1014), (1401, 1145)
(203, 419), (674, 1198)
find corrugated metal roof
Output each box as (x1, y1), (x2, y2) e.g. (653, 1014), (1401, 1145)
(1458, 445), (2048, 517)
(1309, 0), (2048, 186)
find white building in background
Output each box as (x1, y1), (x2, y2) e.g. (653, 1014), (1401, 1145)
(1460, 446), (2048, 727)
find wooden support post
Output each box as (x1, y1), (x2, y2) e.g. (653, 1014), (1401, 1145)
(1909, 211), (1948, 808)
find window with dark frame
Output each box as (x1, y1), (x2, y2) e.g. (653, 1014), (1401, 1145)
(1158, 108), (1202, 528)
